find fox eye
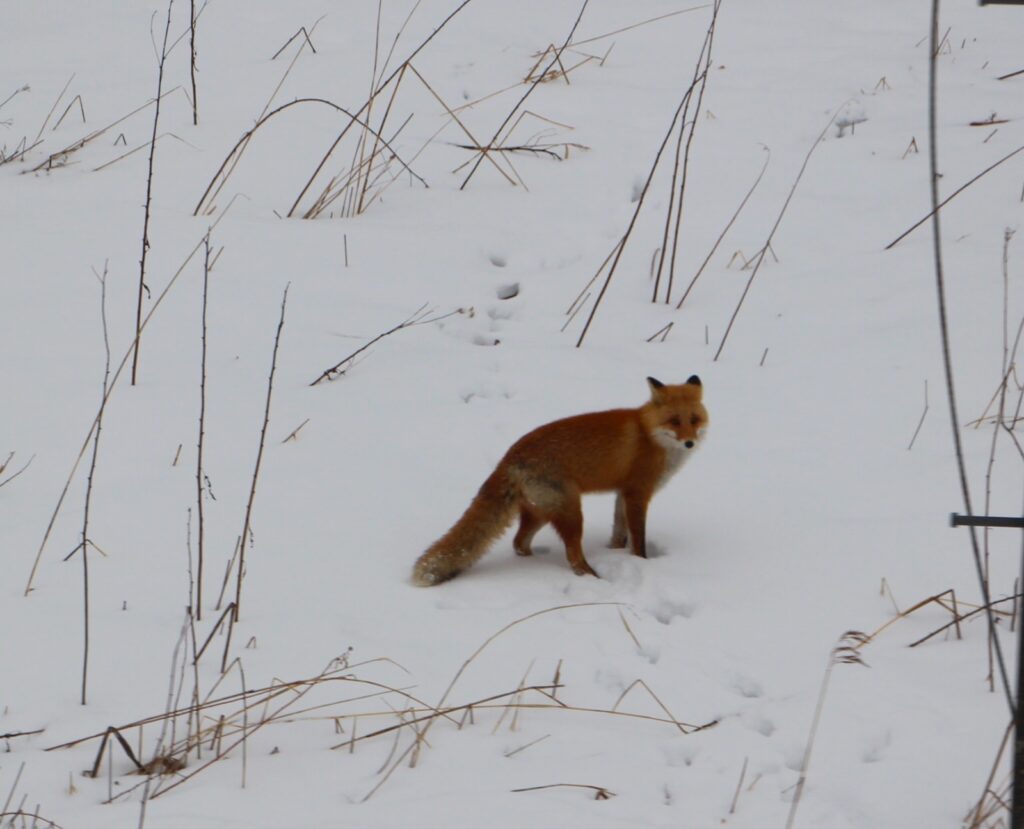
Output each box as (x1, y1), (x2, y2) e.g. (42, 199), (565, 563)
(667, 416), (681, 427)
(690, 415), (701, 427)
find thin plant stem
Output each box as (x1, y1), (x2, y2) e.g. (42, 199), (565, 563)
(713, 106), (841, 361)
(459, 0), (589, 191)
(234, 286), (290, 622)
(131, 0), (175, 386)
(926, 0), (1014, 713)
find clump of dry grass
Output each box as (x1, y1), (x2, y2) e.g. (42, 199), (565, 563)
(48, 604), (717, 806)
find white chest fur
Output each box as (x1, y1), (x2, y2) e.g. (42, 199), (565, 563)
(651, 429), (696, 490)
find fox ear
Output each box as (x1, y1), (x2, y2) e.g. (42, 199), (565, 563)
(647, 376), (665, 401)
(687, 375), (701, 386)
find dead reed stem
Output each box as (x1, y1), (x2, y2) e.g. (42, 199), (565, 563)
(189, 0), (198, 124)
(137, 614), (190, 823)
(233, 285), (289, 622)
(575, 76), (703, 347)
(654, 0), (721, 306)
(713, 106), (840, 361)
(511, 782), (615, 799)
(459, 0), (589, 191)
(195, 235), (211, 619)
(785, 633), (868, 829)
(565, 4), (709, 50)
(24, 198), (242, 597)
(194, 98), (424, 218)
(885, 142), (1024, 250)
(131, 0), (175, 386)
(287, 0), (476, 217)
(74, 262), (111, 706)
(310, 304), (462, 385)
(197, 21), (320, 215)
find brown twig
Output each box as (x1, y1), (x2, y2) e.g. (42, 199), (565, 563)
(714, 106), (841, 361)
(575, 77), (704, 347)
(131, 0), (175, 386)
(234, 285), (289, 622)
(189, 0), (199, 124)
(885, 142), (1024, 250)
(194, 98), (424, 218)
(271, 26), (317, 60)
(459, 0), (589, 191)
(24, 197), (242, 597)
(287, 0), (476, 217)
(655, 0), (721, 305)
(0, 453), (35, 489)
(310, 304), (462, 385)
(511, 783), (615, 800)
(195, 235), (211, 620)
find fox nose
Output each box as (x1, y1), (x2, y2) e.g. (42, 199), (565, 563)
(684, 440), (694, 449)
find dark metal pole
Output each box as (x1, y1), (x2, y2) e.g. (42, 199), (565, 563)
(1016, 544), (1024, 829)
(951, 513), (1023, 827)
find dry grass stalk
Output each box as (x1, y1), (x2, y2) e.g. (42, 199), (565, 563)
(310, 304), (463, 385)
(233, 285), (290, 623)
(130, 0), (175, 387)
(859, 588), (965, 646)
(72, 262), (112, 705)
(728, 756), (749, 815)
(271, 25), (317, 60)
(646, 321), (673, 343)
(908, 592), (1018, 649)
(24, 196), (244, 597)
(364, 602), (717, 801)
(611, 678), (692, 735)
(194, 235), (212, 620)
(574, 75), (705, 347)
(91, 131), (192, 173)
(281, 418), (310, 443)
(29, 86), (180, 173)
(195, 97), (423, 219)
(0, 812), (65, 829)
(29, 74), (74, 147)
(785, 632), (869, 829)
(504, 733), (551, 758)
(459, 0), (589, 191)
(676, 146), (770, 311)
(196, 17), (323, 215)
(653, 0), (721, 306)
(964, 719), (1013, 828)
(565, 4), (709, 51)
(886, 142), (1024, 250)
(714, 106), (842, 361)
(511, 782), (615, 800)
(907, 380), (930, 450)
(189, 0), (199, 124)
(287, 0), (477, 217)
(85, 727), (146, 779)
(0, 452), (34, 489)
(51, 95), (86, 130)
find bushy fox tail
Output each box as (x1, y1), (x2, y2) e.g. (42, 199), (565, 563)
(412, 467), (518, 586)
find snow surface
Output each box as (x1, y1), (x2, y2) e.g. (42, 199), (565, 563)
(3, 1), (1024, 827)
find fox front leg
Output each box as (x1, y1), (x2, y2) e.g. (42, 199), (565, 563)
(609, 492), (628, 549)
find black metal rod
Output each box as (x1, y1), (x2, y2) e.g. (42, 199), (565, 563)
(950, 513), (1024, 529)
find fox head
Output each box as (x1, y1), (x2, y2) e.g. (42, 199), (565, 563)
(642, 375), (708, 450)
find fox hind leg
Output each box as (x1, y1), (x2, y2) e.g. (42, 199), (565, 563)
(513, 506), (546, 556)
(549, 494), (597, 577)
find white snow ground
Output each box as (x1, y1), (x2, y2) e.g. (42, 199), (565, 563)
(3, 1), (1024, 827)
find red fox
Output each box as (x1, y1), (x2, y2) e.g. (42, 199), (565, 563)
(412, 376), (708, 585)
